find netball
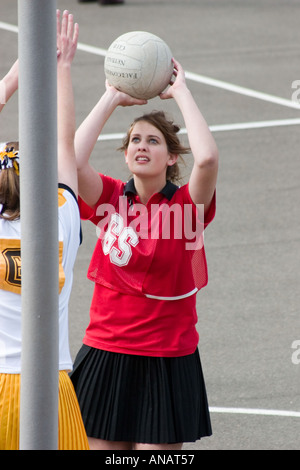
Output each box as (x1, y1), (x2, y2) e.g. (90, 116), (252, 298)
(104, 31), (173, 100)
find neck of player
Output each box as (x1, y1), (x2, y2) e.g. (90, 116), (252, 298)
(133, 174), (167, 205)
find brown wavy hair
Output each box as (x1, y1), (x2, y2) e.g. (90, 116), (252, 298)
(118, 111), (190, 183)
(0, 141), (20, 221)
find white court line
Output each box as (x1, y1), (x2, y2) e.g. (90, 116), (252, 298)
(77, 41), (300, 110)
(209, 407), (300, 418)
(210, 117), (300, 132)
(78, 43), (300, 111)
(0, 21), (18, 34)
(1, 20), (300, 110)
(185, 71), (300, 110)
(97, 117), (300, 141)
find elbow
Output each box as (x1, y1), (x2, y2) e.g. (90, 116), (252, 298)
(208, 146), (219, 166)
(197, 147), (219, 170)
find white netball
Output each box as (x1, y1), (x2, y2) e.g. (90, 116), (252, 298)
(104, 31), (173, 100)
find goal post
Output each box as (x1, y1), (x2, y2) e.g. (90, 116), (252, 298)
(18, 0), (59, 450)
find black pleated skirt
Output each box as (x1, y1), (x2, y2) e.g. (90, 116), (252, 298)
(70, 345), (212, 444)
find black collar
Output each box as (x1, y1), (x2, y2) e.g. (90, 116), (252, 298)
(124, 178), (179, 201)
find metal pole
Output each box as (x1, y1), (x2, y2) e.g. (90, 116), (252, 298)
(18, 0), (59, 450)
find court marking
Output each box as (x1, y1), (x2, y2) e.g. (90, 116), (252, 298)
(1, 20), (300, 422)
(1, 20), (300, 110)
(209, 407), (300, 418)
(97, 117), (300, 141)
(78, 40), (300, 110)
(0, 21), (18, 34)
(185, 71), (300, 110)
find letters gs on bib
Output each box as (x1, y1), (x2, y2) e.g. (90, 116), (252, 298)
(102, 213), (139, 267)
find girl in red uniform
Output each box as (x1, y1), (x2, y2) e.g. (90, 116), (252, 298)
(71, 59), (219, 450)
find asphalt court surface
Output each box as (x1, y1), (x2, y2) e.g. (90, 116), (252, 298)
(0, 0), (299, 450)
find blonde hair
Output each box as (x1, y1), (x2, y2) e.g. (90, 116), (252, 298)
(0, 141), (20, 221)
(119, 111), (190, 183)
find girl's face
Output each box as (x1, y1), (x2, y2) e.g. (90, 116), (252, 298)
(125, 121), (177, 179)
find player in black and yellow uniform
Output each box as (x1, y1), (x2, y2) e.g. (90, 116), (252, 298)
(0, 10), (89, 450)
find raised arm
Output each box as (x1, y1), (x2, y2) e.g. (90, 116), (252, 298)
(160, 59), (218, 215)
(75, 82), (147, 207)
(56, 10), (79, 196)
(0, 59), (18, 114)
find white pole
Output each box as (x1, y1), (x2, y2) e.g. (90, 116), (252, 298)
(18, 0), (59, 450)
